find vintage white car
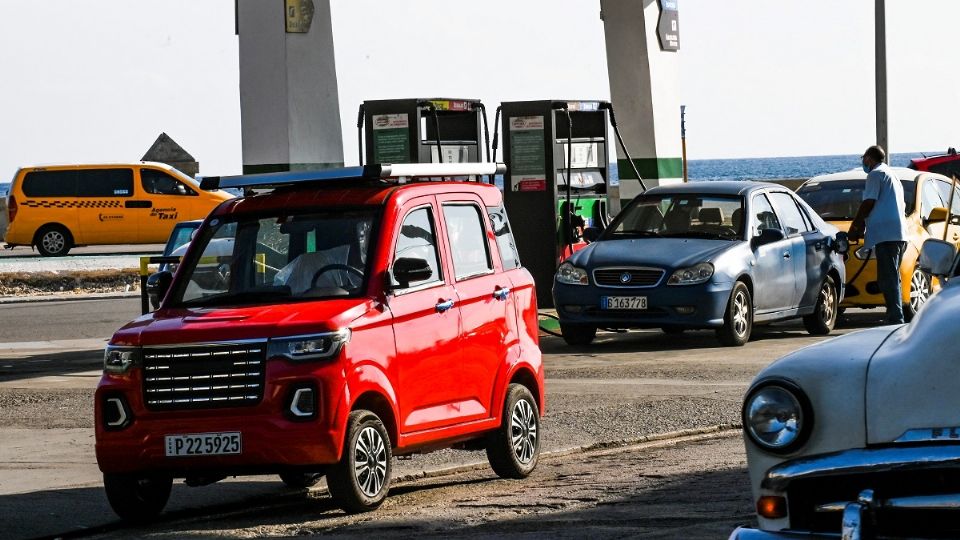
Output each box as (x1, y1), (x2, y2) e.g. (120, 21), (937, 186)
(731, 239), (960, 539)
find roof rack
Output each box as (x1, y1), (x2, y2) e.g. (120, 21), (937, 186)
(200, 162), (506, 191)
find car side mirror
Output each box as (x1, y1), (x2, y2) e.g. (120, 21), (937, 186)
(751, 228), (785, 248)
(919, 239), (957, 278)
(146, 271), (174, 311)
(583, 226), (603, 243)
(391, 257), (432, 289)
(927, 206), (950, 224)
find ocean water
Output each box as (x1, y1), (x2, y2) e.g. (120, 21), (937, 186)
(610, 152), (930, 184)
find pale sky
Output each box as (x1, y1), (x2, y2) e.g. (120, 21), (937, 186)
(1, 0), (958, 180)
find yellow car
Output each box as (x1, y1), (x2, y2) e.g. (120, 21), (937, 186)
(4, 163), (232, 256)
(796, 167), (960, 320)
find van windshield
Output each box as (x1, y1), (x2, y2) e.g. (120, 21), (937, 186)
(170, 209), (377, 307)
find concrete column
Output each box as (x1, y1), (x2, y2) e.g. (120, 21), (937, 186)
(601, 0), (683, 203)
(237, 0), (343, 174)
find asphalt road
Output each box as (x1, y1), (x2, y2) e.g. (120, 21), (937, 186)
(0, 298), (896, 539)
(0, 244), (164, 259)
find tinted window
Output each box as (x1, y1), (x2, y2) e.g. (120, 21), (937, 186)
(608, 194), (743, 240)
(142, 169), (196, 196)
(443, 204), (493, 280)
(768, 192), (809, 235)
(487, 205), (521, 270)
(929, 160), (960, 179)
(392, 207), (442, 288)
(22, 169), (133, 197)
(751, 194), (782, 235)
(797, 179), (915, 219)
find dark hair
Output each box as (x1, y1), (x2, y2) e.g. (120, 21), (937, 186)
(864, 145), (886, 163)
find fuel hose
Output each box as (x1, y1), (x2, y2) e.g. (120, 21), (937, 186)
(600, 101), (647, 193)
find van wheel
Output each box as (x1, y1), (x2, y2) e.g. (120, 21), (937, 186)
(803, 276), (838, 335)
(560, 324), (596, 346)
(716, 281), (752, 346)
(35, 224), (73, 257)
(103, 472), (172, 523)
(904, 267), (931, 322)
(279, 471), (324, 488)
(486, 384), (541, 479)
(326, 410), (392, 513)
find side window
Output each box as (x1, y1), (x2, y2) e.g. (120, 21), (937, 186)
(442, 204), (493, 280)
(934, 179), (960, 214)
(391, 207), (442, 289)
(78, 169), (134, 197)
(142, 169), (197, 196)
(22, 170), (79, 197)
(930, 161), (960, 180)
(768, 191), (809, 235)
(487, 205), (521, 270)
(921, 180), (945, 220)
(751, 194), (782, 235)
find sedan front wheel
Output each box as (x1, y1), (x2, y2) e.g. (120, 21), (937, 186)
(903, 266), (931, 322)
(803, 276), (838, 335)
(716, 282), (752, 346)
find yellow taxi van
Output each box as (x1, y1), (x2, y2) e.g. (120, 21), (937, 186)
(3, 162), (232, 256)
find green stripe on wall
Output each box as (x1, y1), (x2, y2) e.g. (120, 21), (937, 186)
(616, 157), (683, 180)
(242, 162), (344, 175)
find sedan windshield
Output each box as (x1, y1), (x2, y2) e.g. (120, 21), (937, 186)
(797, 179), (916, 220)
(607, 194), (744, 240)
(170, 209), (376, 307)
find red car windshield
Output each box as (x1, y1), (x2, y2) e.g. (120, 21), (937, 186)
(170, 209), (377, 307)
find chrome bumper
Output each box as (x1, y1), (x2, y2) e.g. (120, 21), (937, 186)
(763, 444), (960, 491)
(728, 527), (837, 539)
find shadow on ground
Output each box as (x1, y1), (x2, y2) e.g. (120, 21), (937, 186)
(0, 348), (102, 383)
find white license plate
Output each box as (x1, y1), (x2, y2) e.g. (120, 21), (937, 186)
(165, 432), (242, 457)
(601, 296), (648, 310)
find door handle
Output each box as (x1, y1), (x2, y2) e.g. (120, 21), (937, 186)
(814, 241), (823, 251)
(435, 299), (455, 313)
(125, 200), (152, 209)
(783, 252), (791, 259)
(493, 287), (511, 301)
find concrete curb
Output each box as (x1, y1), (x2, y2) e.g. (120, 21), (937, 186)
(0, 291), (140, 304)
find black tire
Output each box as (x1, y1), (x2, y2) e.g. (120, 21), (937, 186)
(661, 326), (685, 335)
(716, 281), (752, 346)
(279, 471), (324, 489)
(803, 276), (838, 335)
(903, 266), (931, 323)
(35, 224), (73, 257)
(559, 324), (597, 346)
(486, 383), (541, 479)
(103, 472), (172, 523)
(326, 410), (392, 513)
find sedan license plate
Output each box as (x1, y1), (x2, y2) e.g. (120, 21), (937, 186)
(165, 432), (241, 457)
(601, 296), (648, 310)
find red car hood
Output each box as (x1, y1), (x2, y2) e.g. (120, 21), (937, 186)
(110, 298), (377, 346)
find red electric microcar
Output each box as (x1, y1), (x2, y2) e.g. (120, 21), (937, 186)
(95, 163), (544, 520)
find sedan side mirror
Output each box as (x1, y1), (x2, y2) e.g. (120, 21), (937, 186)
(583, 226), (603, 243)
(751, 228), (785, 248)
(146, 271), (174, 311)
(927, 206), (950, 224)
(919, 239), (957, 278)
(391, 257), (432, 289)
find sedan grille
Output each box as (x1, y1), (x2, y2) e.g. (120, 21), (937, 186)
(593, 267), (664, 287)
(142, 342), (266, 411)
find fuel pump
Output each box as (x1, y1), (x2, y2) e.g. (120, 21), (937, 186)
(497, 100), (619, 307)
(357, 98), (490, 167)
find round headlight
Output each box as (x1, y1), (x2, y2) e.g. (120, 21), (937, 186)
(743, 382), (811, 453)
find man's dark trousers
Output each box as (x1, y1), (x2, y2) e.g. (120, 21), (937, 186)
(875, 240), (907, 324)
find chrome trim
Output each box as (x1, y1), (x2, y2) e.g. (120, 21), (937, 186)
(817, 492), (960, 513)
(895, 427), (960, 443)
(591, 266), (665, 288)
(142, 338), (268, 349)
(728, 527), (837, 539)
(762, 445), (960, 491)
(289, 388), (315, 418)
(105, 398), (128, 427)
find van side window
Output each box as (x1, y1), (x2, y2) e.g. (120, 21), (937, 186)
(487, 205), (521, 270)
(391, 207), (442, 289)
(442, 204), (493, 280)
(22, 169), (133, 197)
(142, 169), (197, 196)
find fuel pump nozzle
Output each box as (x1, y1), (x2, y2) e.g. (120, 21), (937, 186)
(599, 101), (648, 193)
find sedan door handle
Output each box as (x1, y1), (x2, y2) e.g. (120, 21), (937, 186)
(783, 252), (791, 259)
(493, 287), (511, 301)
(435, 299), (455, 313)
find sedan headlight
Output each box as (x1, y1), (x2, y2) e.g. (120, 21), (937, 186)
(103, 345), (140, 374)
(667, 262), (714, 285)
(556, 262), (589, 285)
(267, 330), (351, 361)
(743, 381), (812, 454)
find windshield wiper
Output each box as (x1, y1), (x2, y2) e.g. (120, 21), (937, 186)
(664, 231), (728, 240)
(181, 287), (292, 307)
(610, 230), (662, 238)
